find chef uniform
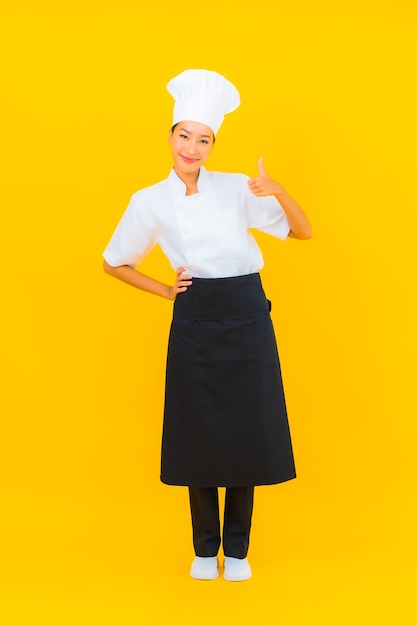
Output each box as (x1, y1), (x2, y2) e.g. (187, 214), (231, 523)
(103, 69), (296, 578)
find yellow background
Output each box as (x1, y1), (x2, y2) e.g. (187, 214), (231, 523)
(1, 1), (416, 624)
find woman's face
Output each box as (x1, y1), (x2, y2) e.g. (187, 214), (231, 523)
(168, 120), (214, 177)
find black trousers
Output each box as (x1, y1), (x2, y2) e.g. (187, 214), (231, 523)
(188, 486), (254, 559)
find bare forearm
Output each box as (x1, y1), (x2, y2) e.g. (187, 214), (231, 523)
(103, 260), (173, 300)
(273, 186), (313, 240)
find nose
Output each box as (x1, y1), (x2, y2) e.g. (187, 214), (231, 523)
(185, 139), (198, 155)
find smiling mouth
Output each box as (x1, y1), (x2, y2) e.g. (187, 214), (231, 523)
(180, 155), (199, 163)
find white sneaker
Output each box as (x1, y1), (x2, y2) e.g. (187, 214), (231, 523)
(223, 556), (252, 581)
(190, 556), (219, 580)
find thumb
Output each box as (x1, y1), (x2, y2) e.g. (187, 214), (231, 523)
(258, 156), (266, 176)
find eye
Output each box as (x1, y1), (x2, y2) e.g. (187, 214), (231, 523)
(200, 139), (209, 144)
(179, 134), (188, 139)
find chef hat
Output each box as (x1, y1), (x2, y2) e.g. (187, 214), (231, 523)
(167, 69), (240, 136)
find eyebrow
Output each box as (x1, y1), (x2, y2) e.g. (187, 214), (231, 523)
(179, 127), (211, 138)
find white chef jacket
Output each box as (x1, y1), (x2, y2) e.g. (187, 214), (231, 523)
(103, 166), (290, 278)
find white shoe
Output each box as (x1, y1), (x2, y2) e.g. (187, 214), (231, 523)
(223, 556), (252, 581)
(190, 556), (219, 580)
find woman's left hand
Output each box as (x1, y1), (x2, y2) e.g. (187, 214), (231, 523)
(248, 157), (283, 197)
(247, 156), (313, 240)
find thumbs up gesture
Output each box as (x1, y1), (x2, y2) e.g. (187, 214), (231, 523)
(248, 157), (282, 197)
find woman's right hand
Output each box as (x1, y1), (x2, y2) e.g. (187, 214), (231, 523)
(169, 267), (192, 301)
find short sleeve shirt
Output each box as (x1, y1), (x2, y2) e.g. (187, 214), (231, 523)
(103, 166), (290, 278)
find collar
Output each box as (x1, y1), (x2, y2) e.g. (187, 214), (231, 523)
(168, 166), (210, 196)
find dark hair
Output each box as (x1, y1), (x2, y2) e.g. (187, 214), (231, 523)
(171, 123), (215, 143)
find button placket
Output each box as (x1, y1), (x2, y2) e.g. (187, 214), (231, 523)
(174, 196), (202, 266)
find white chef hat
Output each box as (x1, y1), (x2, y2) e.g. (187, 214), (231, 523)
(167, 69), (240, 136)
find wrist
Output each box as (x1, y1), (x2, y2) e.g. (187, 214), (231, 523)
(272, 182), (285, 198)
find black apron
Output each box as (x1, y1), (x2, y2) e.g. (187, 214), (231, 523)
(160, 273), (296, 487)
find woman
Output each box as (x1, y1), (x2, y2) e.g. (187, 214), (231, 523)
(103, 69), (312, 582)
